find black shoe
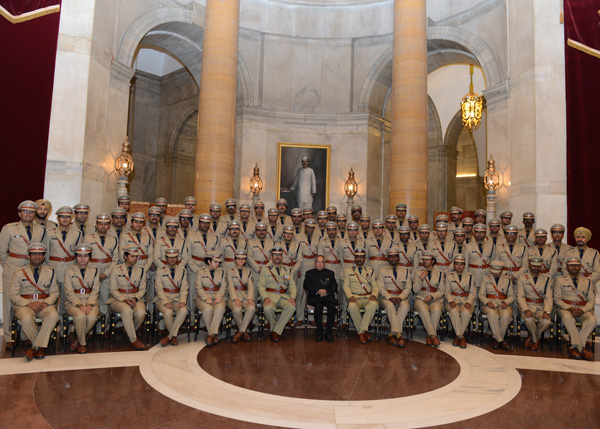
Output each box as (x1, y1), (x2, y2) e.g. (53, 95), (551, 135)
(326, 334), (334, 343)
(316, 334), (323, 342)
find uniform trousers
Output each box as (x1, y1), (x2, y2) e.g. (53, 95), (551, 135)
(98, 278), (111, 315)
(195, 299), (226, 336)
(14, 305), (60, 348)
(559, 310), (597, 351)
(481, 305), (512, 342)
(2, 263), (23, 342)
(347, 296), (377, 333)
(414, 299), (443, 336)
(380, 298), (410, 335)
(146, 270), (156, 311)
(295, 272), (306, 321)
(156, 302), (188, 339)
(109, 301), (146, 342)
(307, 294), (337, 334)
(227, 299), (256, 333)
(445, 302), (473, 337)
(263, 295), (295, 335)
(520, 304), (552, 343)
(65, 303), (99, 346)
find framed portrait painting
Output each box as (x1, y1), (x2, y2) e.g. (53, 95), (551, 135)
(277, 143), (330, 214)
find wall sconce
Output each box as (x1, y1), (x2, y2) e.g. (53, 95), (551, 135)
(249, 163), (263, 207)
(115, 136), (134, 199)
(484, 155), (500, 220)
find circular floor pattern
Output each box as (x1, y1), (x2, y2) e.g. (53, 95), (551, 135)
(197, 336), (460, 401)
(139, 334), (523, 428)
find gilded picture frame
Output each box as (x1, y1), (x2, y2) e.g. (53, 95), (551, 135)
(276, 142), (330, 214)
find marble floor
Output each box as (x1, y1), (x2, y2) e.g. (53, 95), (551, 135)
(1, 328), (599, 428)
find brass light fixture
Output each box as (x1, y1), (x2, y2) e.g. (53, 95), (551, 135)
(115, 136), (134, 177)
(461, 65), (483, 132)
(249, 164), (263, 195)
(344, 167), (358, 198)
(484, 155), (500, 191)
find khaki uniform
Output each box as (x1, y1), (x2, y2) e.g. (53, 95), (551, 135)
(278, 240), (303, 279)
(277, 214), (292, 227)
(64, 265), (101, 346)
(377, 266), (411, 335)
(296, 232), (320, 320)
(177, 227), (195, 241)
(549, 242), (573, 277)
(154, 265), (189, 339)
(143, 225), (166, 245)
(554, 274), (597, 350)
(108, 225), (127, 242)
(107, 264), (147, 342)
(566, 247), (600, 284)
(408, 230), (420, 243)
(266, 223), (283, 242)
(47, 226), (82, 285)
(525, 246), (558, 279)
(209, 219), (228, 239)
(258, 263), (297, 335)
(84, 233), (119, 314)
(238, 219), (256, 241)
(448, 221), (463, 234)
(383, 230), (400, 247)
(466, 241), (496, 288)
(119, 231), (153, 271)
(10, 265), (60, 348)
(343, 265), (378, 333)
(72, 221), (95, 238)
(186, 232), (219, 309)
(154, 235), (189, 270)
(516, 273), (553, 343)
(220, 214), (240, 226)
(413, 268), (445, 336)
(34, 218), (58, 230)
(445, 272), (476, 337)
(195, 267), (226, 336)
(484, 234), (505, 247)
(247, 237), (274, 295)
(226, 266), (256, 333)
(365, 236), (393, 277)
(517, 228), (535, 248)
(0, 221), (48, 341)
(429, 239), (456, 273)
(496, 242), (527, 281)
(360, 229), (374, 241)
(340, 237), (366, 268)
(218, 236), (247, 271)
(479, 273), (515, 342)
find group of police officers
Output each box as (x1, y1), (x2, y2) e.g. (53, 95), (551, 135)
(0, 197), (597, 361)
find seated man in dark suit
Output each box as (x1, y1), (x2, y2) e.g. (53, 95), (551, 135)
(303, 255), (338, 343)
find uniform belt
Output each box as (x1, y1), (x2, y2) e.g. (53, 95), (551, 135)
(137, 255), (148, 260)
(9, 252), (28, 260)
(369, 257), (387, 261)
(50, 256), (75, 262)
(387, 289), (403, 295)
(557, 268), (562, 273)
(325, 260), (341, 264)
(192, 256), (205, 262)
(21, 293), (49, 300)
(343, 259), (354, 264)
(203, 287), (219, 292)
(91, 258), (112, 264)
(469, 263), (489, 269)
(525, 297), (544, 304)
(421, 286), (437, 293)
(398, 262), (413, 267)
(486, 293), (507, 300)
(451, 291), (469, 297)
(304, 255), (317, 259)
(356, 292), (371, 296)
(74, 288), (92, 295)
(282, 262), (295, 267)
(118, 288), (139, 294)
(503, 267), (520, 272)
(266, 287), (286, 294)
(234, 286), (247, 291)
(224, 258), (235, 262)
(163, 288), (180, 294)
(436, 261), (451, 267)
(564, 299), (587, 306)
(581, 272), (591, 277)
(256, 261), (268, 266)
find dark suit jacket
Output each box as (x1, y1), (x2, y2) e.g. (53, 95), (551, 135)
(303, 268), (337, 296)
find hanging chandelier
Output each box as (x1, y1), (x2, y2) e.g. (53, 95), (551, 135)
(461, 64), (483, 132)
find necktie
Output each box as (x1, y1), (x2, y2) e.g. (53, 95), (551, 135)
(358, 267), (362, 274)
(340, 231), (344, 239)
(80, 225), (85, 236)
(276, 267), (280, 275)
(280, 217), (284, 225)
(458, 274), (462, 282)
(243, 222), (247, 232)
(539, 247), (543, 256)
(307, 236), (311, 246)
(391, 232), (394, 241)
(393, 267), (397, 279)
(34, 267), (39, 283)
(351, 241), (356, 250)
(239, 269), (243, 278)
(260, 240), (264, 249)
(526, 230), (530, 238)
(233, 239), (237, 249)
(509, 244), (513, 253)
(170, 268), (175, 279)
(364, 232), (367, 239)
(458, 246), (463, 254)
(128, 266), (132, 278)
(271, 226), (276, 236)
(441, 242), (445, 252)
(296, 227), (300, 234)
(493, 237), (497, 245)
(210, 270), (214, 279)
(533, 276), (538, 284)
(183, 230), (188, 239)
(136, 233), (141, 243)
(573, 277), (578, 287)
(331, 240), (335, 250)
(423, 243), (427, 250)
(116, 229), (121, 239)
(80, 269), (86, 278)
(203, 234), (207, 245)
(230, 215), (234, 221)
(427, 270), (431, 280)
(413, 232), (417, 240)
(62, 230), (67, 242)
(555, 245), (560, 253)
(404, 244), (408, 253)
(478, 243), (483, 254)
(377, 239), (381, 248)
(100, 236), (105, 247)
(170, 238), (175, 247)
(213, 221), (217, 232)
(152, 228), (157, 239)
(580, 249), (584, 259)
(285, 243), (289, 252)
(26, 226), (32, 240)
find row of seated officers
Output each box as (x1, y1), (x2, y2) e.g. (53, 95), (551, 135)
(1, 199), (597, 361)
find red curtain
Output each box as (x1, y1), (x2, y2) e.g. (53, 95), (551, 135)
(564, 0), (600, 245)
(0, 0), (61, 226)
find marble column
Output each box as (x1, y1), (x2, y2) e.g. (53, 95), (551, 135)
(389, 0), (428, 219)
(194, 0), (240, 212)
